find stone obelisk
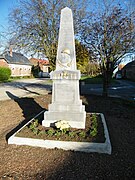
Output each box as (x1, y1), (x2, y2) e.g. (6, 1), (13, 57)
(42, 7), (86, 129)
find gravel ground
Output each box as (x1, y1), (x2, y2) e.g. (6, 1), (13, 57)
(0, 94), (135, 180)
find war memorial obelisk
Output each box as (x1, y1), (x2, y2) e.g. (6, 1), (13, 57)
(42, 7), (86, 128)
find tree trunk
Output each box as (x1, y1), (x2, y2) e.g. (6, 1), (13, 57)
(102, 70), (108, 97)
(102, 61), (113, 97)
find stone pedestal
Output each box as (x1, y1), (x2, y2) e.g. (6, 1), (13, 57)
(42, 70), (86, 128)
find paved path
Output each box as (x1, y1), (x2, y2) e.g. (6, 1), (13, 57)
(0, 78), (52, 101)
(0, 78), (135, 101)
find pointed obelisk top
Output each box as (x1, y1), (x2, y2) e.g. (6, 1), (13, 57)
(62, 7), (71, 11)
(56, 7), (76, 70)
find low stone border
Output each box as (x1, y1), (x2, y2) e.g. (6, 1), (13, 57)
(8, 112), (112, 154)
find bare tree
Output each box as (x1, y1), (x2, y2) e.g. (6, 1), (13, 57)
(82, 4), (135, 96)
(8, 0), (89, 70)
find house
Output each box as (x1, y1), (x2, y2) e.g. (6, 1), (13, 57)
(0, 49), (32, 77)
(121, 60), (135, 81)
(113, 52), (135, 78)
(29, 58), (50, 73)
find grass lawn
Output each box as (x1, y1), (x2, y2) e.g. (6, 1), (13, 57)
(80, 75), (103, 84)
(80, 75), (119, 84)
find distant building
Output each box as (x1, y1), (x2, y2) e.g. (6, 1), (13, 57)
(113, 52), (135, 77)
(29, 58), (50, 73)
(0, 49), (32, 77)
(121, 60), (135, 81)
(117, 52), (135, 68)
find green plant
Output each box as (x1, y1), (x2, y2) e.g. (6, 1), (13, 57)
(32, 128), (39, 135)
(68, 131), (76, 138)
(25, 114), (100, 140)
(55, 130), (61, 137)
(29, 119), (39, 135)
(90, 128), (97, 137)
(29, 119), (38, 129)
(90, 114), (98, 137)
(0, 67), (11, 82)
(79, 131), (86, 138)
(46, 129), (55, 136)
(62, 128), (69, 134)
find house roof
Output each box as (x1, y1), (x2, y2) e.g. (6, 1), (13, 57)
(38, 59), (49, 65)
(29, 58), (49, 66)
(0, 51), (32, 66)
(122, 60), (135, 70)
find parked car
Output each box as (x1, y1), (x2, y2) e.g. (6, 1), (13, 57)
(38, 72), (50, 78)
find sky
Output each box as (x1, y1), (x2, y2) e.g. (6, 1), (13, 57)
(0, 0), (19, 32)
(0, 0), (134, 53)
(0, 0), (134, 31)
(0, 0), (20, 52)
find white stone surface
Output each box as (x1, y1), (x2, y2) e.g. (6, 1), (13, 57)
(56, 7), (76, 70)
(42, 7), (86, 129)
(8, 113), (112, 154)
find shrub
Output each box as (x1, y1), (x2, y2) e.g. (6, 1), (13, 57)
(86, 63), (101, 76)
(0, 67), (11, 82)
(31, 65), (41, 77)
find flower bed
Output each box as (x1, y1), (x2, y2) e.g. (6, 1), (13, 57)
(16, 113), (105, 143)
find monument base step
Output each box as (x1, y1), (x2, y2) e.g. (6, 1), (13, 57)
(42, 111), (86, 129)
(48, 104), (85, 112)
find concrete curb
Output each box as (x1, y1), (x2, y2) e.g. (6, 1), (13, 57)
(8, 112), (112, 154)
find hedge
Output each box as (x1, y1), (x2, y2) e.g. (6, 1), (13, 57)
(0, 67), (11, 82)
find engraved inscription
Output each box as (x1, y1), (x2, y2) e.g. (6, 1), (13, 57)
(55, 84), (74, 102)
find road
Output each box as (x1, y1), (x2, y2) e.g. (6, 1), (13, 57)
(0, 78), (52, 101)
(81, 80), (135, 101)
(0, 78), (135, 101)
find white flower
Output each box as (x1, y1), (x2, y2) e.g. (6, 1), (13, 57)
(55, 120), (70, 130)
(55, 121), (61, 129)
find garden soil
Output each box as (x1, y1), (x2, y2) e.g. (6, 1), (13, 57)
(0, 94), (134, 179)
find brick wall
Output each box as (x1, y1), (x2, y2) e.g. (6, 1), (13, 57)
(0, 59), (8, 67)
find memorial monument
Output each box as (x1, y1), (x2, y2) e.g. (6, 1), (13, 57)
(42, 7), (86, 129)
